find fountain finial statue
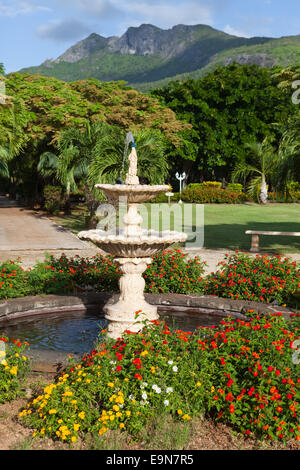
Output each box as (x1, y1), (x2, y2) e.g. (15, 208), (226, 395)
(125, 133), (139, 185)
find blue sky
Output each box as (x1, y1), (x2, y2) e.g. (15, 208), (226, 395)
(1, 0), (299, 73)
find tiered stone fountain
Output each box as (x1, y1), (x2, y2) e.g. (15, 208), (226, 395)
(78, 136), (187, 338)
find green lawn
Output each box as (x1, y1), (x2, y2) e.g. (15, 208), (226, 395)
(202, 203), (300, 253)
(52, 203), (300, 254)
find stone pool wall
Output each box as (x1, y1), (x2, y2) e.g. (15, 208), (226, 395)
(0, 292), (295, 324)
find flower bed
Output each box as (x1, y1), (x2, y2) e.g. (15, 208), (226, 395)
(203, 252), (300, 307)
(0, 335), (30, 403)
(0, 250), (206, 299)
(19, 311), (300, 443)
(181, 185), (248, 204)
(0, 250), (299, 308)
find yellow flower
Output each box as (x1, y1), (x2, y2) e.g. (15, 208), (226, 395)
(113, 405), (120, 412)
(99, 427), (107, 435)
(211, 386), (215, 393)
(119, 423), (125, 429)
(124, 378), (129, 382)
(71, 436), (77, 443)
(196, 382), (201, 387)
(116, 412), (122, 418)
(9, 366), (18, 375)
(182, 414), (191, 420)
(151, 366), (156, 373)
(177, 409), (183, 415)
(48, 409), (57, 415)
(1, 359), (7, 366)
(78, 411), (85, 420)
(141, 350), (148, 357)
(74, 423), (80, 431)
(125, 410), (131, 417)
(107, 382), (114, 388)
(109, 415), (115, 421)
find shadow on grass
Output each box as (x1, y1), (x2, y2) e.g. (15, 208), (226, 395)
(202, 221), (300, 253)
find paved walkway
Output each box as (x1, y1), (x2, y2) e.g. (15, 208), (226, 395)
(0, 196), (91, 263)
(0, 196), (299, 273)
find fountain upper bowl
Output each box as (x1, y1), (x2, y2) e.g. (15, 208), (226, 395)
(95, 184), (170, 204)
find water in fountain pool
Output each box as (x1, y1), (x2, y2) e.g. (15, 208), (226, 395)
(0, 309), (224, 356)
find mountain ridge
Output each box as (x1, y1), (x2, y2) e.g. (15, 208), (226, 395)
(17, 23), (300, 89)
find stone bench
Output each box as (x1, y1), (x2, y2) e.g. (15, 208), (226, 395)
(246, 230), (300, 252)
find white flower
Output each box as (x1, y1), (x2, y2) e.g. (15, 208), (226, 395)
(168, 360), (174, 365)
(142, 392), (148, 400)
(164, 400), (169, 406)
(166, 387), (173, 394)
(142, 382), (148, 387)
(172, 366), (178, 373)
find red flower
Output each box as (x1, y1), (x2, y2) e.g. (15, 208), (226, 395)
(229, 404), (235, 413)
(134, 373), (142, 380)
(116, 366), (122, 371)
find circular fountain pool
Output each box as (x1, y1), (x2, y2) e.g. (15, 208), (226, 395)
(0, 308), (224, 357)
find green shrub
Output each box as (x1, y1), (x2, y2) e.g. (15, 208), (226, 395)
(288, 182), (300, 192)
(202, 181), (222, 188)
(43, 185), (62, 215)
(227, 183), (243, 193)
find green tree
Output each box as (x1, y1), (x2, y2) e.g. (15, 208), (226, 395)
(151, 64), (294, 183)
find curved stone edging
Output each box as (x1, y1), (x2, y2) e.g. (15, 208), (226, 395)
(0, 292), (295, 324)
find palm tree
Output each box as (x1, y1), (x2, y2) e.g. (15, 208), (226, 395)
(277, 115), (300, 192)
(232, 140), (279, 204)
(88, 127), (169, 186)
(39, 121), (169, 216)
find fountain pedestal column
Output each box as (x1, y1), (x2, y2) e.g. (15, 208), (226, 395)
(104, 257), (158, 339)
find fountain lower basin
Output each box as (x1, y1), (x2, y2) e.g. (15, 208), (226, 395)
(78, 229), (187, 257)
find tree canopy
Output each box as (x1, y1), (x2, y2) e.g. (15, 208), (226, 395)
(151, 63), (295, 182)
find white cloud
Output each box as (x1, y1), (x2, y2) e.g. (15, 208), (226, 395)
(223, 24), (250, 38)
(118, 0), (214, 29)
(37, 18), (92, 42)
(55, 0), (216, 28)
(0, 0), (51, 16)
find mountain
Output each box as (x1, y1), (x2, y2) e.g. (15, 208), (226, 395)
(18, 24), (300, 90)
